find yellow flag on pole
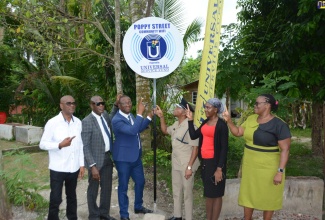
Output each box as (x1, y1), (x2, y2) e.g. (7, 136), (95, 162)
(194, 0), (224, 127)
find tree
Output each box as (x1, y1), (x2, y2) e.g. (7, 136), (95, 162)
(232, 0), (325, 154)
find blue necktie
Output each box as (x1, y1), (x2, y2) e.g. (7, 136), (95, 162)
(128, 115), (141, 149)
(128, 115), (132, 124)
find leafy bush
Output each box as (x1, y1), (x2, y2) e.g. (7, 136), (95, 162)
(227, 135), (245, 178)
(0, 150), (48, 212)
(142, 148), (171, 167)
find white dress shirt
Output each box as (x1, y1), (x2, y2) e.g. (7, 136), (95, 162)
(91, 111), (111, 152)
(40, 112), (84, 173)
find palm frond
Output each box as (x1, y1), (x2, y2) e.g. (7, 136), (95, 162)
(154, 0), (186, 33)
(183, 18), (203, 52)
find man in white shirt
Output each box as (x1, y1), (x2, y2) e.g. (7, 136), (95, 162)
(82, 95), (119, 220)
(40, 95), (85, 220)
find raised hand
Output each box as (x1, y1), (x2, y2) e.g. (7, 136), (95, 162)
(115, 93), (123, 106)
(222, 106), (230, 122)
(154, 105), (164, 118)
(185, 104), (193, 120)
(137, 97), (145, 115)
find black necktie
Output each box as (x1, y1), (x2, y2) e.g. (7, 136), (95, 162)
(101, 116), (110, 137)
(101, 116), (112, 150)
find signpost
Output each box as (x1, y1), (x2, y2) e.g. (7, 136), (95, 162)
(123, 16), (184, 210)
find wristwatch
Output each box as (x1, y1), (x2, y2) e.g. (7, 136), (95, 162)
(277, 168), (284, 173)
(187, 166), (192, 170)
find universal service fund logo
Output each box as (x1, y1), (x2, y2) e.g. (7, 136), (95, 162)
(122, 17), (184, 79)
(317, 1), (325, 9)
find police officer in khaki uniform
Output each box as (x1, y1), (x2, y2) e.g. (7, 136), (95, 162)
(155, 98), (199, 220)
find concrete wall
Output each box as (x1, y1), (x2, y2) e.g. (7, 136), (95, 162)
(0, 124), (43, 145)
(15, 125), (43, 145)
(221, 177), (324, 219)
(0, 124), (15, 140)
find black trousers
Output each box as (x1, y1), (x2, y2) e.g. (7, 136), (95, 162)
(87, 152), (114, 219)
(48, 169), (80, 220)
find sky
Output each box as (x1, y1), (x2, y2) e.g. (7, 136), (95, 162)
(181, 0), (239, 58)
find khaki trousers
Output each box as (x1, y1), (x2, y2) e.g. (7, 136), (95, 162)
(172, 168), (195, 220)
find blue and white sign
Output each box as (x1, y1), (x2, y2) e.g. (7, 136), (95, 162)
(122, 17), (184, 79)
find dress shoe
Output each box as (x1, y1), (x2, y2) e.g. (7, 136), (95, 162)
(100, 216), (117, 220)
(134, 206), (153, 214)
(168, 217), (182, 220)
(120, 218), (130, 220)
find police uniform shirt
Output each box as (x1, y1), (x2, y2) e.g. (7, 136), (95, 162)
(167, 118), (200, 172)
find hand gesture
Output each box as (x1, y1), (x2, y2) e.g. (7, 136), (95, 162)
(115, 93), (123, 106)
(185, 104), (193, 120)
(59, 136), (75, 149)
(137, 97), (145, 115)
(222, 106), (231, 122)
(154, 105), (164, 118)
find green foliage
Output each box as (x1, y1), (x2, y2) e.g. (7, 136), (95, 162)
(142, 148), (171, 167)
(290, 127), (311, 138)
(0, 150), (48, 212)
(227, 135), (245, 178)
(286, 142), (323, 178)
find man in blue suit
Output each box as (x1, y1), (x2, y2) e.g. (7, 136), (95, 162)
(112, 95), (153, 220)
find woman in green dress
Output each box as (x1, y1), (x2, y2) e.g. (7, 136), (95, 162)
(223, 94), (291, 220)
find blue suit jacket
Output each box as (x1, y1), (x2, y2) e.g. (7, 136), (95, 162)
(112, 112), (151, 162)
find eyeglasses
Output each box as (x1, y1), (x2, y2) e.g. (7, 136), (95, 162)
(63, 102), (76, 106)
(204, 105), (214, 110)
(92, 102), (105, 106)
(120, 101), (132, 106)
(254, 101), (267, 106)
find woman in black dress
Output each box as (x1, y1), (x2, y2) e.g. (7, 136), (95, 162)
(186, 98), (228, 220)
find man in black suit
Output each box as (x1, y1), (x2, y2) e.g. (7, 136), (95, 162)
(82, 95), (120, 220)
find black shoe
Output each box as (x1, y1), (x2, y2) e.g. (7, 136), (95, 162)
(120, 218), (130, 220)
(168, 217), (182, 220)
(100, 216), (117, 220)
(134, 207), (153, 214)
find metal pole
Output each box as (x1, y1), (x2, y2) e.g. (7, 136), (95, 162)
(153, 78), (157, 211)
(153, 0), (164, 210)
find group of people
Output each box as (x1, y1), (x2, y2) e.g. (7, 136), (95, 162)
(40, 93), (291, 220)
(155, 94), (291, 220)
(40, 94), (153, 220)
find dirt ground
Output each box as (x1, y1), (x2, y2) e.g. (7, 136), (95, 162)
(1, 138), (323, 220)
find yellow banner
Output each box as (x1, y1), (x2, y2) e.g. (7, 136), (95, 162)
(194, 0), (224, 127)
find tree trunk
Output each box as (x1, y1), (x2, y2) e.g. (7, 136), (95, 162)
(0, 181), (12, 220)
(0, 27), (4, 44)
(311, 102), (323, 155)
(130, 0), (152, 148)
(323, 102), (325, 179)
(114, 0), (123, 94)
(0, 151), (13, 220)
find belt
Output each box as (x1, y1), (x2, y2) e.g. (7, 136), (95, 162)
(105, 151), (111, 154)
(245, 145), (279, 152)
